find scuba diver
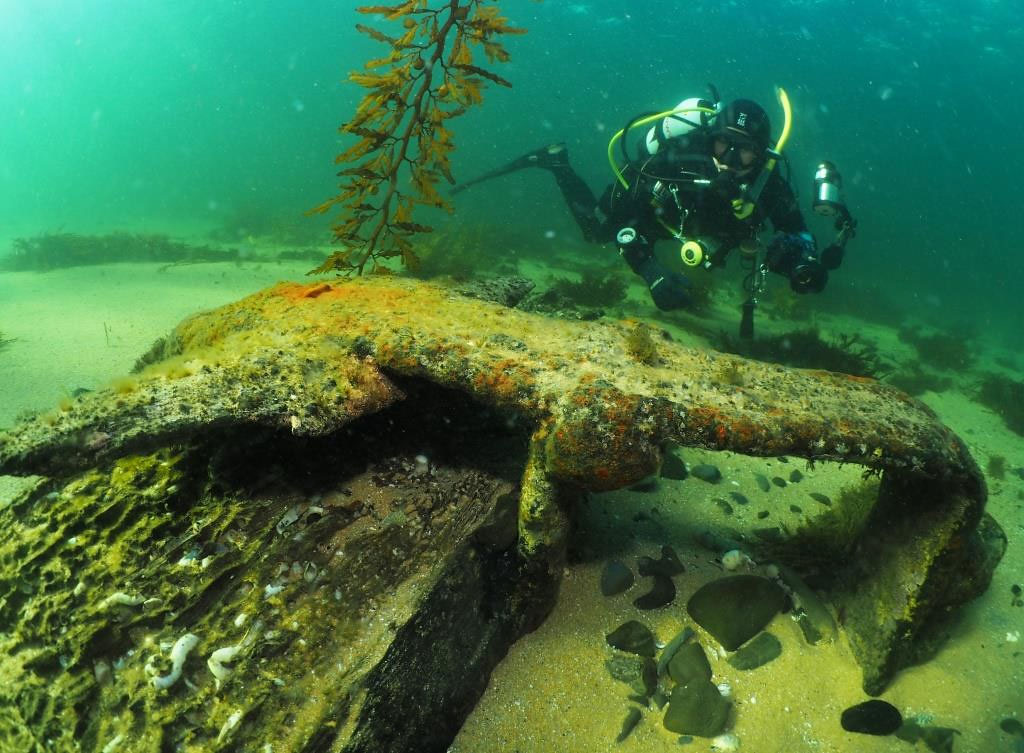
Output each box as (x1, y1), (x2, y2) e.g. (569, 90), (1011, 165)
(453, 88), (856, 337)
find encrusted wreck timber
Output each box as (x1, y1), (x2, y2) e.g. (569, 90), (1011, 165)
(0, 387), (556, 753)
(0, 276), (1002, 729)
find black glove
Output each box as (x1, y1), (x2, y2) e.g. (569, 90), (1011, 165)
(766, 232), (827, 294)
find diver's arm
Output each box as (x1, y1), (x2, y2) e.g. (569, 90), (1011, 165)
(762, 171), (808, 234)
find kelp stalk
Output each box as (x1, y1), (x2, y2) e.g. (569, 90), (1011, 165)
(311, 0), (525, 275)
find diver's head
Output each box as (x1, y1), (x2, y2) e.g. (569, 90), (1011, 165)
(712, 99), (771, 174)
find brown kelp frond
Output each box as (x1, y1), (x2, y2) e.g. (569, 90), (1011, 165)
(311, 1), (527, 276)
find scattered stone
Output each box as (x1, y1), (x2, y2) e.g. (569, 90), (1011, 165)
(605, 654), (644, 685)
(753, 473), (771, 492)
(616, 707), (643, 743)
(637, 546), (685, 577)
(606, 620), (657, 657)
(771, 476), (788, 488)
(687, 575), (789, 650)
(789, 469), (804, 483)
(789, 504), (803, 514)
(663, 679), (731, 737)
(691, 464), (722, 484)
(756, 510), (770, 519)
(656, 627), (695, 677)
(752, 527), (783, 543)
(841, 699), (903, 736)
(728, 491), (749, 506)
(667, 642), (712, 685)
(714, 498), (734, 515)
(661, 452), (689, 480)
(634, 574), (676, 610)
(601, 560), (634, 596)
(808, 492), (832, 506)
(1001, 718), (1024, 737)
(727, 632), (782, 670)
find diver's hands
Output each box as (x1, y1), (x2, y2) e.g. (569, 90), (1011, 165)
(766, 232), (827, 293)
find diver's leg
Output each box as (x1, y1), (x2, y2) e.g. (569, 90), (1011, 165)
(523, 144), (605, 242)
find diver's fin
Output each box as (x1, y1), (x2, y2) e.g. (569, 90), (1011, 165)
(451, 143), (568, 195)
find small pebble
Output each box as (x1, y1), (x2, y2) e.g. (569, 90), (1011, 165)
(789, 469), (804, 482)
(789, 504), (802, 514)
(840, 699), (903, 736)
(757, 510), (770, 519)
(606, 620), (657, 657)
(714, 498), (734, 515)
(729, 491), (750, 506)
(601, 560), (634, 597)
(754, 473), (771, 492)
(771, 476), (788, 488)
(691, 464), (722, 483)
(633, 575), (676, 610)
(1000, 718), (1024, 737)
(809, 492), (832, 506)
(661, 453), (689, 480)
(615, 707), (643, 743)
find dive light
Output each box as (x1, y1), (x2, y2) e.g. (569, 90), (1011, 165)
(812, 161), (846, 217)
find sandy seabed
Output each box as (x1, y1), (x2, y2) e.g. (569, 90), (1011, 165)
(0, 258), (1021, 753)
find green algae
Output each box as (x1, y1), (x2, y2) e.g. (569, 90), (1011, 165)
(0, 427), (519, 752)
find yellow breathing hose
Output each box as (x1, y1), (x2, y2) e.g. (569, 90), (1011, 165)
(767, 86), (792, 169)
(607, 106), (719, 189)
(731, 86), (792, 219)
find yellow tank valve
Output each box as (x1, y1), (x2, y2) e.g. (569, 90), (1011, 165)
(680, 239), (705, 266)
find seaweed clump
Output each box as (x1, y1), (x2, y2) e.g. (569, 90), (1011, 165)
(624, 323), (660, 366)
(716, 328), (888, 378)
(754, 479), (880, 580)
(885, 364), (953, 397)
(548, 266), (628, 308)
(898, 326), (975, 371)
(3, 233), (238, 271)
(986, 455), (1007, 481)
(976, 372), (1024, 436)
(311, 1), (526, 275)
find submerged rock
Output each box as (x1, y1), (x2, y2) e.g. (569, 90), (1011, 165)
(633, 574), (676, 610)
(691, 464), (722, 483)
(666, 642), (712, 686)
(663, 680), (731, 737)
(606, 620), (658, 657)
(637, 545), (685, 577)
(661, 452), (689, 480)
(687, 575), (789, 650)
(841, 699), (903, 735)
(615, 707), (643, 743)
(727, 632), (782, 670)
(600, 560), (634, 596)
